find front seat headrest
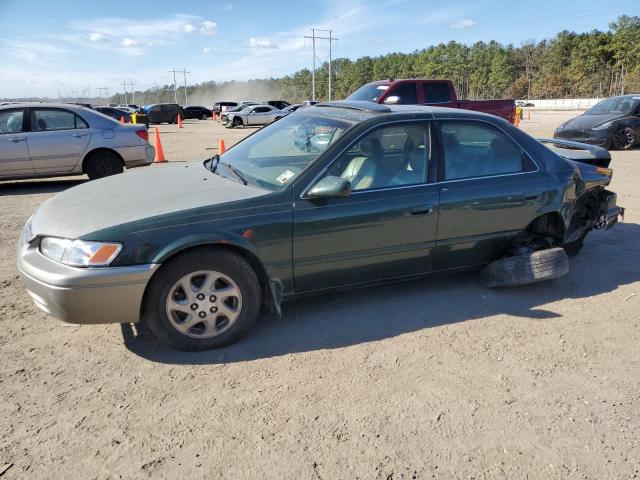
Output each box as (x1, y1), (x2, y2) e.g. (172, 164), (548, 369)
(360, 137), (383, 158)
(37, 119), (48, 131)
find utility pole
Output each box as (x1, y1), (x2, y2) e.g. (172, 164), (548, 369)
(328, 29), (333, 101)
(169, 69), (178, 103)
(304, 29), (338, 102)
(121, 81), (129, 105)
(98, 87), (109, 101)
(182, 70), (190, 105)
(126, 82), (136, 104)
(169, 68), (189, 104)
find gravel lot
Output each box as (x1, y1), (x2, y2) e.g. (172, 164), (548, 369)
(1, 112), (639, 479)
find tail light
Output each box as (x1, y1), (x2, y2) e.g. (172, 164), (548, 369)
(135, 129), (149, 142)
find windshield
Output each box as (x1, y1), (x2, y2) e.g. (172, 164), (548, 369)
(347, 83), (389, 102)
(209, 113), (351, 191)
(587, 97), (639, 115)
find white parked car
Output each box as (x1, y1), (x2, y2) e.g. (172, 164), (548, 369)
(0, 103), (154, 180)
(221, 104), (284, 128)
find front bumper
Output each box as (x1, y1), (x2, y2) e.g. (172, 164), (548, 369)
(17, 233), (159, 324)
(553, 129), (611, 147)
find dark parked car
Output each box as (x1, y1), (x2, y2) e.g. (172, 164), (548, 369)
(18, 101), (623, 351)
(554, 94), (640, 150)
(143, 103), (185, 124)
(183, 106), (213, 120)
(94, 106), (132, 123)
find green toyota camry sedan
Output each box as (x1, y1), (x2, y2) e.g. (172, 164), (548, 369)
(18, 101), (623, 350)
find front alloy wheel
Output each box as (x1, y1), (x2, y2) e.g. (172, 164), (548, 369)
(611, 127), (636, 150)
(166, 270), (242, 338)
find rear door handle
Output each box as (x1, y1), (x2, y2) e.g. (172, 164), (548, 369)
(72, 133), (87, 138)
(8, 137), (25, 143)
(411, 204), (435, 215)
(523, 191), (542, 201)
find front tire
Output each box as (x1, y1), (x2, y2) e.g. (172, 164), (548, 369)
(85, 151), (124, 179)
(232, 117), (243, 128)
(611, 127), (636, 150)
(201, 113), (208, 120)
(142, 249), (261, 351)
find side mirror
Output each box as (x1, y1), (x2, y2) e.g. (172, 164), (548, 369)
(383, 95), (400, 105)
(307, 176), (351, 199)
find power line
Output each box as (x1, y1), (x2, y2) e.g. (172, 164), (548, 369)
(304, 29), (338, 101)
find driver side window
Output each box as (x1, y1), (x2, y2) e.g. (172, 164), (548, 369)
(325, 122), (431, 191)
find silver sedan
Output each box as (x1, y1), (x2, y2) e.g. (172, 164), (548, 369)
(0, 103), (155, 181)
(221, 104), (284, 128)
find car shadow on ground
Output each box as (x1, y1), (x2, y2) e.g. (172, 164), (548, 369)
(121, 222), (640, 365)
(0, 178), (87, 196)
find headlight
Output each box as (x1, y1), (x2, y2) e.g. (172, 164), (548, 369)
(592, 121), (614, 130)
(40, 238), (122, 267)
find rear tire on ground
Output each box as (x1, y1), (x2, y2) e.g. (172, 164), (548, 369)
(611, 127), (636, 150)
(142, 248), (261, 351)
(171, 115), (178, 124)
(232, 117), (243, 128)
(201, 113), (208, 120)
(85, 151), (124, 180)
(479, 247), (569, 288)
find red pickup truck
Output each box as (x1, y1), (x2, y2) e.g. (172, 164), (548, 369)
(346, 79), (516, 124)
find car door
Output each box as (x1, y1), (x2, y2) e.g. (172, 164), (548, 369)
(147, 105), (161, 123)
(293, 121), (439, 291)
(0, 108), (33, 177)
(26, 107), (92, 175)
(249, 106), (272, 126)
(434, 119), (547, 269)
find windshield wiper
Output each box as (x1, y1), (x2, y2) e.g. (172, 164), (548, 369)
(205, 154), (220, 173)
(220, 162), (248, 185)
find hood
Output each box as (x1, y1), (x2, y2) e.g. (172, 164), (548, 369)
(31, 162), (269, 239)
(561, 113), (619, 130)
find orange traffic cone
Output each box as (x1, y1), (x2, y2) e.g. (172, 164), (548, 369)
(154, 127), (166, 163)
(177, 113), (183, 128)
(120, 116), (126, 123)
(218, 138), (226, 154)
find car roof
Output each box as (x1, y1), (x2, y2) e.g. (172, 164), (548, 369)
(306, 100), (506, 124)
(0, 102), (94, 112)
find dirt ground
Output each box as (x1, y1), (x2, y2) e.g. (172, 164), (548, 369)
(1, 112), (639, 479)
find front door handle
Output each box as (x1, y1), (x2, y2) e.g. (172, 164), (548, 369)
(411, 204), (435, 215)
(72, 133), (87, 138)
(8, 137), (25, 143)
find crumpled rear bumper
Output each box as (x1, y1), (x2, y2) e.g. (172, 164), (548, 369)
(602, 190), (624, 230)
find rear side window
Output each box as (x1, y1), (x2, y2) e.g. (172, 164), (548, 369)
(0, 109), (24, 134)
(390, 83), (418, 104)
(440, 121), (526, 180)
(30, 109), (87, 131)
(254, 107), (271, 113)
(423, 83), (452, 103)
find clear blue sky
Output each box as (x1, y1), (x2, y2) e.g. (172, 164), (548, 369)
(0, 0), (638, 98)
